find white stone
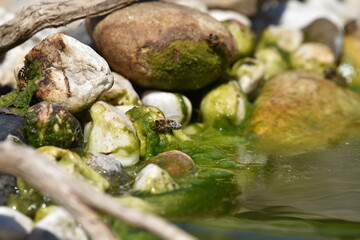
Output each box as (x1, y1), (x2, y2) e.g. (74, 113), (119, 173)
(98, 72), (141, 106)
(85, 101), (140, 167)
(209, 9), (251, 27)
(133, 164), (179, 194)
(141, 91), (192, 126)
(280, 0), (360, 29)
(27, 33), (113, 113)
(31, 207), (87, 240)
(166, 0), (208, 12)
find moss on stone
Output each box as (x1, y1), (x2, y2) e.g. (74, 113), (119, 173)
(142, 40), (229, 90)
(126, 106), (179, 159)
(0, 60), (42, 113)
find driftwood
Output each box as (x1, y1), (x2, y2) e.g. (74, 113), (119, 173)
(0, 141), (197, 240)
(0, 0), (140, 54)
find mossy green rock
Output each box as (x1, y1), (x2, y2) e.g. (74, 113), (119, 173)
(125, 105), (178, 160)
(87, 1), (237, 91)
(248, 71), (360, 154)
(25, 101), (83, 148)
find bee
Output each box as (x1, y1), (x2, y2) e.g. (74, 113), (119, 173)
(152, 118), (182, 133)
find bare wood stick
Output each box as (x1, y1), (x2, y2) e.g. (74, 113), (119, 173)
(0, 0), (139, 54)
(0, 141), (197, 240)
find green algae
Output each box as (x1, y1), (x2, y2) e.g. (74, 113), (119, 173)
(25, 102), (83, 149)
(141, 40), (230, 90)
(0, 60), (42, 113)
(126, 106), (179, 160)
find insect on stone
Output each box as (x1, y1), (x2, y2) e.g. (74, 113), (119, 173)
(152, 119), (182, 133)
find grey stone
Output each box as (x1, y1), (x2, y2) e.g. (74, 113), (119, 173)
(0, 174), (16, 206)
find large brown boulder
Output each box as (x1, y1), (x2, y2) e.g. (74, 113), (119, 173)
(87, 1), (237, 91)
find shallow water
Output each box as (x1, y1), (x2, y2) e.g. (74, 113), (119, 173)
(180, 137), (360, 239)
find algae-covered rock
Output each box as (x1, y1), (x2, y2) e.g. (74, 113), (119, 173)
(25, 102), (83, 149)
(248, 71), (360, 154)
(222, 19), (255, 58)
(228, 58), (265, 94)
(257, 25), (303, 53)
(85, 101), (140, 167)
(148, 150), (196, 178)
(9, 147), (109, 217)
(37, 146), (109, 191)
(200, 80), (248, 128)
(87, 1), (237, 91)
(126, 105), (179, 159)
(132, 164), (179, 194)
(255, 47), (289, 80)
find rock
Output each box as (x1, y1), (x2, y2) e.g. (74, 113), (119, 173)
(302, 18), (343, 59)
(37, 146), (109, 191)
(85, 101), (140, 167)
(255, 47), (289, 80)
(148, 150), (196, 178)
(141, 91), (192, 126)
(197, 0), (260, 16)
(209, 10), (251, 27)
(200, 80), (248, 128)
(290, 43), (335, 75)
(0, 174), (16, 206)
(87, 1), (237, 91)
(24, 102), (83, 148)
(83, 151), (129, 187)
(22, 32), (113, 113)
(98, 72), (141, 107)
(0, 206), (33, 240)
(28, 207), (87, 240)
(0, 110), (26, 142)
(228, 57), (265, 94)
(132, 164), (179, 194)
(222, 19), (255, 58)
(125, 106), (179, 159)
(165, 0), (208, 12)
(248, 71), (360, 154)
(257, 25), (304, 53)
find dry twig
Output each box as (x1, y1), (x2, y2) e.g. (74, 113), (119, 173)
(0, 141), (197, 240)
(0, 0), (139, 54)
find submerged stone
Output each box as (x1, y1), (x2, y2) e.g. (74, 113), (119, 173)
(132, 164), (179, 194)
(148, 150), (196, 178)
(248, 71), (360, 154)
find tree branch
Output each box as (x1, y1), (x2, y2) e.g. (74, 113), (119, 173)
(0, 141), (197, 240)
(0, 0), (139, 54)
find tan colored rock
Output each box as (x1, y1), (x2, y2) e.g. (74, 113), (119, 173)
(87, 1), (237, 91)
(248, 71), (360, 154)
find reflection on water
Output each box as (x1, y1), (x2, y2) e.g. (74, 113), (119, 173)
(183, 137), (360, 239)
(239, 139), (360, 223)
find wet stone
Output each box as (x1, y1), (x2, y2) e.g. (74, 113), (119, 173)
(0, 110), (26, 142)
(84, 151), (129, 187)
(0, 174), (16, 206)
(0, 207), (33, 240)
